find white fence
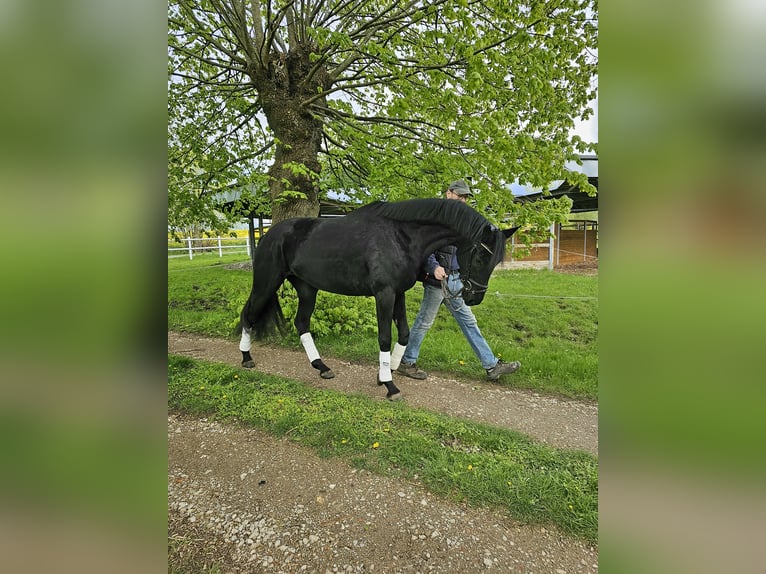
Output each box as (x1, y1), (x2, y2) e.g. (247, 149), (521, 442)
(168, 236), (253, 260)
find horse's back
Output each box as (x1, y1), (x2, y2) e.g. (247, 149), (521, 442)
(281, 215), (411, 295)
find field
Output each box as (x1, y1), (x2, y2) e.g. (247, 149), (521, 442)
(168, 252), (597, 400)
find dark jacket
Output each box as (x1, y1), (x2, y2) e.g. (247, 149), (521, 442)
(421, 245), (458, 287)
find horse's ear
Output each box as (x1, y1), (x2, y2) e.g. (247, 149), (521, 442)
(503, 226), (520, 239)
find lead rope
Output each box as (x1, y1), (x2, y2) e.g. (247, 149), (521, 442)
(440, 276), (463, 300)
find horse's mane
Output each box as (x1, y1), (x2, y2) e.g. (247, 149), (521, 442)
(351, 198), (488, 243)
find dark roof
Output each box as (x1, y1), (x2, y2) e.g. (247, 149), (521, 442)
(217, 193), (358, 219)
(513, 155), (598, 213)
(514, 176), (598, 213)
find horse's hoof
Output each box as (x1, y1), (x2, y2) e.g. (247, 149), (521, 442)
(320, 369), (335, 379)
(242, 360), (255, 368)
(386, 391), (403, 401)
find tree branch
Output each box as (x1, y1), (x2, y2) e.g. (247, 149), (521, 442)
(249, 0), (268, 64)
(170, 9), (244, 64)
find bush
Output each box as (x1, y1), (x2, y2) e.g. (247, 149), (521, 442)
(278, 284), (378, 337)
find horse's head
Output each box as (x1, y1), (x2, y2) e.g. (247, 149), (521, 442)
(457, 225), (519, 306)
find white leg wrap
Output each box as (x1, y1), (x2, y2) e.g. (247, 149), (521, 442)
(239, 328), (252, 352)
(300, 333), (321, 363)
(379, 351), (392, 382)
(390, 343), (406, 371)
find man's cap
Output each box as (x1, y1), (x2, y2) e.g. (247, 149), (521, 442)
(447, 179), (472, 196)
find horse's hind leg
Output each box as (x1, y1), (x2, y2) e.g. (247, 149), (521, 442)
(239, 325), (255, 368)
(288, 278), (335, 379)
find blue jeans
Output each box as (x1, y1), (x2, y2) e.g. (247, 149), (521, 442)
(402, 274), (498, 370)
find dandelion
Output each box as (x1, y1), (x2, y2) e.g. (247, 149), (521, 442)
(341, 439), (348, 444)
(222, 394), (227, 399)
(199, 385), (205, 391)
(372, 442), (380, 449)
(467, 465), (473, 471)
(234, 374), (239, 380)
(459, 360), (465, 365)
(383, 428), (390, 432)
(568, 504), (574, 510)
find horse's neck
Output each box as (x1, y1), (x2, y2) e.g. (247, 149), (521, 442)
(410, 224), (465, 257)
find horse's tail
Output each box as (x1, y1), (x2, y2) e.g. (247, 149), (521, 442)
(238, 227), (289, 340)
(240, 289), (287, 340)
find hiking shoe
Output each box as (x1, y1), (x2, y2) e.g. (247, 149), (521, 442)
(396, 361), (427, 380)
(486, 359), (520, 381)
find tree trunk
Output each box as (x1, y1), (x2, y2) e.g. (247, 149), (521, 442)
(249, 47), (330, 223)
(267, 130), (322, 222)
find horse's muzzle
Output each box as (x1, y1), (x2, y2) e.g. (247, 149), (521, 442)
(462, 291), (485, 306)
(460, 278), (487, 306)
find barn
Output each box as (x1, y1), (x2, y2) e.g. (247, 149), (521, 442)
(503, 155), (598, 270)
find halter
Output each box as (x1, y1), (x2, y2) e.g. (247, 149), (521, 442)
(441, 240), (493, 300)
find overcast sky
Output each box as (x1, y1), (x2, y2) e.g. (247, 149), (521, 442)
(574, 97), (599, 145)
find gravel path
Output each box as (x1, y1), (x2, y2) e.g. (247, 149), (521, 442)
(169, 414), (598, 574)
(168, 332), (597, 455)
(168, 332), (599, 573)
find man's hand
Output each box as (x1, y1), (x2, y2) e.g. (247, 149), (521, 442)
(433, 266), (447, 280)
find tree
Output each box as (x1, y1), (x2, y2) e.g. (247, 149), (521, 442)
(168, 0), (597, 228)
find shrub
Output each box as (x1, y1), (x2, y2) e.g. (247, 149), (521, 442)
(277, 284), (378, 337)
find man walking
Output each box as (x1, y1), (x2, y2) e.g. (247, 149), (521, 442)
(396, 179), (521, 381)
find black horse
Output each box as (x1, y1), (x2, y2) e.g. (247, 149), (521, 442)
(238, 198), (518, 400)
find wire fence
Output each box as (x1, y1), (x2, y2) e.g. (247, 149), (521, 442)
(168, 236), (254, 260)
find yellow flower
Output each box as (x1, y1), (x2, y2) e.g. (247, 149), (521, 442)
(234, 374), (239, 379)
(467, 465), (473, 471)
(372, 442), (380, 449)
(199, 385), (205, 390)
(459, 360), (465, 365)
(341, 439), (348, 444)
(222, 394), (227, 399)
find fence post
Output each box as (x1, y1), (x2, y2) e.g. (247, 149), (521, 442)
(218, 237), (223, 258)
(548, 223), (555, 270)
(187, 237), (193, 260)
(246, 236), (250, 259)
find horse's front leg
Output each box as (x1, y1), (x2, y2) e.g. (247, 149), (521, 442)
(374, 289), (402, 401)
(390, 291), (409, 371)
(290, 278), (335, 379)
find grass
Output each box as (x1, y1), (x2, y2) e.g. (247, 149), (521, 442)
(168, 354), (598, 542)
(168, 253), (598, 400)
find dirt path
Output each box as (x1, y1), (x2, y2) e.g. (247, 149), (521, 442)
(168, 332), (599, 573)
(168, 332), (597, 455)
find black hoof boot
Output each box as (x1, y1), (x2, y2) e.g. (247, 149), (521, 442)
(377, 378), (402, 401)
(312, 359), (335, 379)
(241, 351), (255, 368)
